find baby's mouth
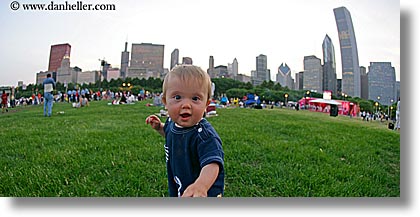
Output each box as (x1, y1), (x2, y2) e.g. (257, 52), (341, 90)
(180, 113), (191, 118)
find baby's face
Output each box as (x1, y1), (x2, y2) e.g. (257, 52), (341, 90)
(163, 76), (209, 128)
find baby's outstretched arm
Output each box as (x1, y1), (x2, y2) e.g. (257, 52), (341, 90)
(181, 163), (220, 197)
(145, 115), (165, 137)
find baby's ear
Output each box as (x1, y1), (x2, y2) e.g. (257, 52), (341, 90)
(206, 99), (211, 106)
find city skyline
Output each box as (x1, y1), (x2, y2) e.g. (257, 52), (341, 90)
(0, 0), (400, 87)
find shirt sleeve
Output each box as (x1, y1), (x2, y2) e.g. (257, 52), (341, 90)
(197, 135), (224, 170)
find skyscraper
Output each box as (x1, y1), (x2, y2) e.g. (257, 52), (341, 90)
(48, 43), (71, 72)
(182, 57), (193, 64)
(127, 43), (164, 79)
(56, 55), (78, 84)
(295, 71), (304, 90)
(170, 49), (179, 70)
(360, 66), (369, 100)
(207, 56), (215, 78)
(322, 34), (337, 95)
(120, 41), (130, 79)
(368, 62), (396, 105)
(232, 58), (238, 78)
(214, 65), (228, 78)
(276, 63), (294, 89)
(252, 54), (270, 86)
(303, 55), (323, 93)
(334, 6), (361, 97)
(395, 81), (400, 100)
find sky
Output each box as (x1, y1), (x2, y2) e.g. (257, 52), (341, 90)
(0, 0), (400, 87)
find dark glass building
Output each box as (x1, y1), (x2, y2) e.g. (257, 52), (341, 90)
(334, 6), (361, 97)
(322, 34), (337, 96)
(368, 62), (396, 106)
(120, 41), (130, 79)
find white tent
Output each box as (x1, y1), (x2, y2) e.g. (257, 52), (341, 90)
(308, 98), (341, 105)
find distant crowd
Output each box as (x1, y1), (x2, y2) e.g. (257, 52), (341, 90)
(1, 87), (159, 109)
(1, 87), (401, 131)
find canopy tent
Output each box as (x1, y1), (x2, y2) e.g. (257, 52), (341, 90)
(298, 97), (360, 117)
(308, 98), (341, 105)
(340, 101), (360, 117)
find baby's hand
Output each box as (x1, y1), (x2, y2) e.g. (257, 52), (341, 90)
(181, 183), (207, 197)
(145, 115), (162, 131)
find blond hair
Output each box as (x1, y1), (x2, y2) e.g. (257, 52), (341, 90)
(162, 64), (212, 101)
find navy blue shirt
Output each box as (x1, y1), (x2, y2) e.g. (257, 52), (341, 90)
(163, 118), (225, 197)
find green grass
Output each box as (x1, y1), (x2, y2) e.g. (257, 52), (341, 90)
(0, 100), (400, 197)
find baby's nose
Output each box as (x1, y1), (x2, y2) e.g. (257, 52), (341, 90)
(181, 101), (192, 109)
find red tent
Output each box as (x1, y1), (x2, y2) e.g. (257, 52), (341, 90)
(298, 97), (360, 117)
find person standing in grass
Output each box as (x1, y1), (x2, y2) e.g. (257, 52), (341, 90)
(1, 90), (8, 113)
(394, 97), (400, 131)
(145, 64), (225, 197)
(42, 73), (56, 117)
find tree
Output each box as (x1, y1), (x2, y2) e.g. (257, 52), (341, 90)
(273, 83), (282, 91)
(211, 78), (244, 98)
(101, 79), (109, 89)
(355, 100), (373, 113)
(226, 88), (250, 99)
(239, 82), (253, 90)
(259, 80), (275, 90)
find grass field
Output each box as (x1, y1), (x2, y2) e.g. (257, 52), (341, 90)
(0, 100), (400, 197)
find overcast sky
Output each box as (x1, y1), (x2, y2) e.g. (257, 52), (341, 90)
(0, 0), (400, 86)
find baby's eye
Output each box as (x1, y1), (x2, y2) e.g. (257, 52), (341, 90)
(174, 95), (181, 100)
(192, 96), (200, 101)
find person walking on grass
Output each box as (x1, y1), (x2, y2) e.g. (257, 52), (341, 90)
(42, 73), (56, 117)
(145, 64), (225, 197)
